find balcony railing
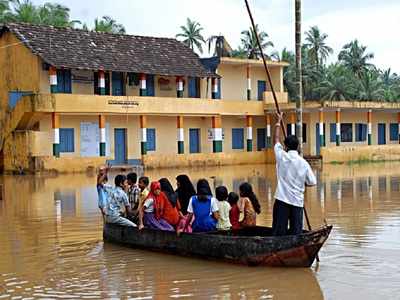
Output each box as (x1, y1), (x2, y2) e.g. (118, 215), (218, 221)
(24, 93), (266, 116)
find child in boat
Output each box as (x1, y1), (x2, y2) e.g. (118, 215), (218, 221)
(183, 179), (220, 233)
(215, 186), (232, 231)
(96, 165), (112, 218)
(238, 182), (261, 228)
(228, 192), (240, 230)
(138, 176), (150, 207)
(139, 181), (174, 231)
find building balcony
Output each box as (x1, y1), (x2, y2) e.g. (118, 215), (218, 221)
(264, 91), (288, 105)
(21, 93), (266, 116)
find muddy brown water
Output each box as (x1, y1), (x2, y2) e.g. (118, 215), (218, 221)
(1, 163), (400, 299)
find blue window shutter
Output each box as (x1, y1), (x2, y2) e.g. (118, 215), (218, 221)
(257, 128), (266, 150)
(362, 124), (367, 141)
(330, 123), (336, 142)
(59, 128), (74, 152)
(232, 128), (244, 149)
(147, 128), (156, 151)
(390, 123), (398, 141)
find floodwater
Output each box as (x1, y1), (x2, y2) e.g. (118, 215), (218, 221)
(1, 163), (400, 300)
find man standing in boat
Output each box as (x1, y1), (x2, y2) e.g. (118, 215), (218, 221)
(272, 112), (317, 235)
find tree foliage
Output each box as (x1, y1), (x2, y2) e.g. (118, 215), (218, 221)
(176, 18), (205, 54)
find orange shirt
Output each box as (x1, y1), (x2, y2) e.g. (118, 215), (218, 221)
(162, 196), (180, 226)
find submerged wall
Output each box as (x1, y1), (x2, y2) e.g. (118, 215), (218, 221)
(321, 145), (400, 163)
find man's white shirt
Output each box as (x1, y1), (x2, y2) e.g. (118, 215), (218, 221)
(274, 143), (317, 207)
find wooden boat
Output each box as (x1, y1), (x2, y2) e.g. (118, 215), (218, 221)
(103, 224), (332, 267)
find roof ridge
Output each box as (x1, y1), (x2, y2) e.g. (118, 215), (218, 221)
(4, 21), (179, 42)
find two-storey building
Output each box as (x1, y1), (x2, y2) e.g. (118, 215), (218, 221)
(1, 23), (400, 173)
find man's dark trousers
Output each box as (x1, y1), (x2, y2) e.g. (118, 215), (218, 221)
(272, 199), (303, 236)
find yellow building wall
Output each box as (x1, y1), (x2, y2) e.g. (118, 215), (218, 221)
(0, 32), (41, 144)
(311, 110), (400, 156)
(217, 64), (283, 101)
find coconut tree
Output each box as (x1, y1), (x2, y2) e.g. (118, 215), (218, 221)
(0, 0), (11, 22)
(94, 16), (125, 34)
(231, 46), (247, 58)
(38, 3), (79, 27)
(176, 18), (205, 54)
(304, 26), (333, 70)
(358, 70), (385, 101)
(338, 39), (374, 78)
(317, 64), (357, 101)
(240, 24), (274, 59)
(9, 0), (39, 23)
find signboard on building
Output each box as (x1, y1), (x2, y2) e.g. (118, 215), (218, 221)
(80, 122), (110, 157)
(72, 70), (94, 84)
(207, 128), (225, 141)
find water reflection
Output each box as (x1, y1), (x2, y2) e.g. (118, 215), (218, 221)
(1, 162), (400, 299)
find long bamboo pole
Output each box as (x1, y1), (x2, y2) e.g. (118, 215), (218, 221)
(244, 0), (318, 262)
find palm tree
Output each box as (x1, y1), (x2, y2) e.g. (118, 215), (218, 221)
(38, 3), (80, 27)
(358, 70), (385, 101)
(304, 26), (333, 70)
(338, 39), (374, 78)
(207, 35), (232, 57)
(94, 16), (125, 34)
(317, 64), (357, 101)
(0, 0), (11, 22)
(9, 0), (39, 23)
(176, 18), (205, 54)
(231, 46), (247, 58)
(240, 24), (274, 59)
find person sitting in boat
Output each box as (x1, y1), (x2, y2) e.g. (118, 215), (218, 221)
(175, 174), (196, 216)
(182, 179), (220, 233)
(175, 174), (196, 233)
(228, 192), (240, 230)
(238, 182), (261, 228)
(96, 165), (114, 219)
(138, 176), (150, 205)
(139, 181), (174, 231)
(215, 186), (232, 231)
(272, 112), (317, 235)
(104, 174), (136, 227)
(127, 172), (140, 224)
(159, 178), (180, 228)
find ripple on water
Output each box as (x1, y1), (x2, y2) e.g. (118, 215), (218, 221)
(1, 164), (400, 299)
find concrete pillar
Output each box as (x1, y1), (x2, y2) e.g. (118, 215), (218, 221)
(246, 115), (253, 151)
(98, 70), (106, 95)
(367, 109), (372, 145)
(177, 116), (184, 154)
(139, 73), (147, 96)
(140, 115), (147, 155)
(211, 78), (219, 99)
(266, 114), (272, 148)
(212, 116), (222, 152)
(49, 66), (57, 93)
(52, 112), (60, 157)
(290, 113), (296, 135)
(336, 109), (341, 146)
(319, 108), (325, 147)
(246, 65), (251, 100)
(176, 76), (184, 98)
(99, 115), (106, 156)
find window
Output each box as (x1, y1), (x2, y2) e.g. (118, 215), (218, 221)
(146, 128), (156, 151)
(257, 80), (266, 101)
(59, 128), (74, 152)
(390, 123), (399, 141)
(257, 128), (266, 150)
(341, 123), (353, 142)
(286, 123), (307, 143)
(355, 123), (367, 142)
(56, 69), (72, 93)
(330, 123), (336, 142)
(232, 128), (244, 149)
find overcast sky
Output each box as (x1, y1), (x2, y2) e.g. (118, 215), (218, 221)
(32, 0), (400, 73)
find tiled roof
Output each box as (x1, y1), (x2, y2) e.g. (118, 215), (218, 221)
(1, 22), (217, 78)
